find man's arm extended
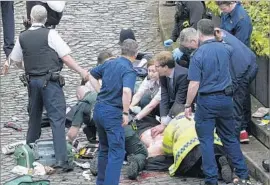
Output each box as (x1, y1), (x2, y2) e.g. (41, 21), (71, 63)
(123, 87), (132, 113)
(89, 74), (101, 93)
(186, 81), (200, 106)
(136, 98), (160, 120)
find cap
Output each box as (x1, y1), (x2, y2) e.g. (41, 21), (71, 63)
(119, 28), (136, 45)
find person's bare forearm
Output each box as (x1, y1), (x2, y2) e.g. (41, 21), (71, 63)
(130, 92), (143, 107)
(186, 81), (200, 105)
(123, 87), (132, 113)
(136, 99), (159, 120)
(62, 55), (84, 75)
(89, 75), (101, 93)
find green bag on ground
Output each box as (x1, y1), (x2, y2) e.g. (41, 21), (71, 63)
(4, 175), (50, 185)
(19, 180), (50, 185)
(4, 175), (32, 185)
(14, 145), (35, 168)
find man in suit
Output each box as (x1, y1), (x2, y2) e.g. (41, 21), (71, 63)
(151, 51), (189, 137)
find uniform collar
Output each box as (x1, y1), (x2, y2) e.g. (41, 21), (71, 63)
(200, 38), (217, 46)
(229, 3), (240, 18)
(31, 23), (45, 27)
(29, 23), (45, 30)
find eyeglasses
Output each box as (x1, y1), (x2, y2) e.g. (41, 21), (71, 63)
(155, 65), (162, 68)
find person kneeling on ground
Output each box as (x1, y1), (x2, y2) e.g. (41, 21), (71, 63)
(67, 51), (113, 143)
(162, 113), (233, 183)
(130, 59), (161, 121)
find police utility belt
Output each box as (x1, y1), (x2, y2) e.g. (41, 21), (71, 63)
(19, 71), (65, 88)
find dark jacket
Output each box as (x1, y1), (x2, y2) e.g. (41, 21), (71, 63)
(26, 1), (63, 27)
(160, 64), (189, 118)
(171, 1), (206, 42)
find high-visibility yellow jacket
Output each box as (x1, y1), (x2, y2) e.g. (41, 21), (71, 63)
(162, 113), (222, 176)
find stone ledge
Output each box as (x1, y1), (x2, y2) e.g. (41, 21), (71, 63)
(241, 137), (270, 185)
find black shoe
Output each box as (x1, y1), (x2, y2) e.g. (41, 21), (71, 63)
(218, 156), (233, 183)
(83, 126), (97, 142)
(163, 1), (176, 6)
(200, 181), (218, 185)
(51, 160), (74, 172)
(262, 159), (270, 172)
(89, 155), (98, 176)
(126, 154), (139, 180)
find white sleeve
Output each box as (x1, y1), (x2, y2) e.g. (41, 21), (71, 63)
(10, 37), (23, 63)
(153, 87), (161, 101)
(46, 1), (66, 12)
(137, 78), (149, 95)
(48, 29), (71, 58)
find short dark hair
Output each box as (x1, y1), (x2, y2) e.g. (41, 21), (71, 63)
(154, 51), (175, 69)
(97, 50), (113, 65)
(216, 1), (235, 6)
(119, 28), (136, 45)
(197, 19), (215, 36)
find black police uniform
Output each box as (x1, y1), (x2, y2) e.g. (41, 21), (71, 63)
(171, 1), (206, 42)
(19, 26), (68, 164)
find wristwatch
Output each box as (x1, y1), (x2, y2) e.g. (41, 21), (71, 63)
(123, 112), (129, 116)
(184, 104), (191, 108)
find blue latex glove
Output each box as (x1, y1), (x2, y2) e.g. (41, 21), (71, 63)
(164, 39), (174, 47)
(172, 48), (183, 61)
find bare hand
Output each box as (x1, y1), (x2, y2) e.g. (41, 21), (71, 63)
(122, 114), (129, 127)
(80, 69), (89, 81)
(151, 124), (165, 138)
(184, 107), (192, 120)
(1, 60), (9, 76)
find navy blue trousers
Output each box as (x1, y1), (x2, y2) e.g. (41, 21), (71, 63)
(195, 94), (249, 184)
(233, 64), (258, 136)
(93, 103), (125, 185)
(1, 1), (15, 58)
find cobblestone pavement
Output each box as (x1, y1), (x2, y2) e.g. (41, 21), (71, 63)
(0, 1), (261, 185)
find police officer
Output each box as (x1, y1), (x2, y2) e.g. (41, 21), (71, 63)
(214, 28), (258, 143)
(24, 1), (65, 29)
(9, 5), (89, 171)
(182, 19), (250, 185)
(88, 39), (138, 185)
(217, 1), (252, 47)
(163, 1), (206, 47)
(217, 2), (254, 139)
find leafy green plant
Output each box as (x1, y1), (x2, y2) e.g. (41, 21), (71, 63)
(206, 1), (270, 56)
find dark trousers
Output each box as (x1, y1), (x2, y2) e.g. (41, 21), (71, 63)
(139, 92), (160, 117)
(27, 79), (67, 162)
(125, 125), (148, 171)
(93, 103), (125, 185)
(195, 94), (248, 184)
(233, 65), (258, 135)
(1, 1), (14, 58)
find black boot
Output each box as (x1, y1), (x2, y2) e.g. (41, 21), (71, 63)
(51, 160), (74, 172)
(126, 154), (139, 180)
(89, 154), (98, 176)
(218, 156), (232, 183)
(83, 126), (97, 143)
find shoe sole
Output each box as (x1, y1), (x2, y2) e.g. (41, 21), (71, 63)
(219, 156), (232, 183)
(127, 156), (139, 180)
(240, 139), (250, 144)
